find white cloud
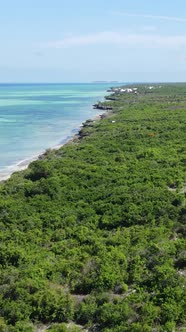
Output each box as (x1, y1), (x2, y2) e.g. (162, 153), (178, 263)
(41, 32), (121, 48)
(111, 12), (186, 23)
(40, 31), (186, 49)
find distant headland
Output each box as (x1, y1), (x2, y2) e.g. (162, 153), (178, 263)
(92, 80), (119, 83)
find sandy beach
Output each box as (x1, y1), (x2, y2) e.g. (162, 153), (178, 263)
(0, 112), (105, 183)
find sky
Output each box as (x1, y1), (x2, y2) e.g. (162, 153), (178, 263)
(1, 0), (186, 82)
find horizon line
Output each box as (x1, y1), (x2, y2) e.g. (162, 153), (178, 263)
(0, 81), (186, 84)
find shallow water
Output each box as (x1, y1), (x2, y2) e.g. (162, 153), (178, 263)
(0, 83), (116, 179)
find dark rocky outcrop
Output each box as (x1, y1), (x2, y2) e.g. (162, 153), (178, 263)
(93, 103), (112, 110)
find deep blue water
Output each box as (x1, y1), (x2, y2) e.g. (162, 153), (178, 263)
(0, 83), (117, 179)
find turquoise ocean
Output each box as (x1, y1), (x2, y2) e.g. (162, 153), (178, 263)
(0, 83), (116, 180)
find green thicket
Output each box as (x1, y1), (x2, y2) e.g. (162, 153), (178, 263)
(0, 84), (185, 331)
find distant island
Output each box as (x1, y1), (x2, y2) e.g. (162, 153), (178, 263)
(92, 80), (119, 83)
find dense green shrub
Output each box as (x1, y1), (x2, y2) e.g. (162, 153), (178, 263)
(0, 84), (185, 331)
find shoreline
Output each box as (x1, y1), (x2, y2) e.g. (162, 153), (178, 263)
(0, 83), (118, 183)
(0, 110), (107, 183)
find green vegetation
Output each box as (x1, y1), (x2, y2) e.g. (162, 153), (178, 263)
(0, 83), (185, 331)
